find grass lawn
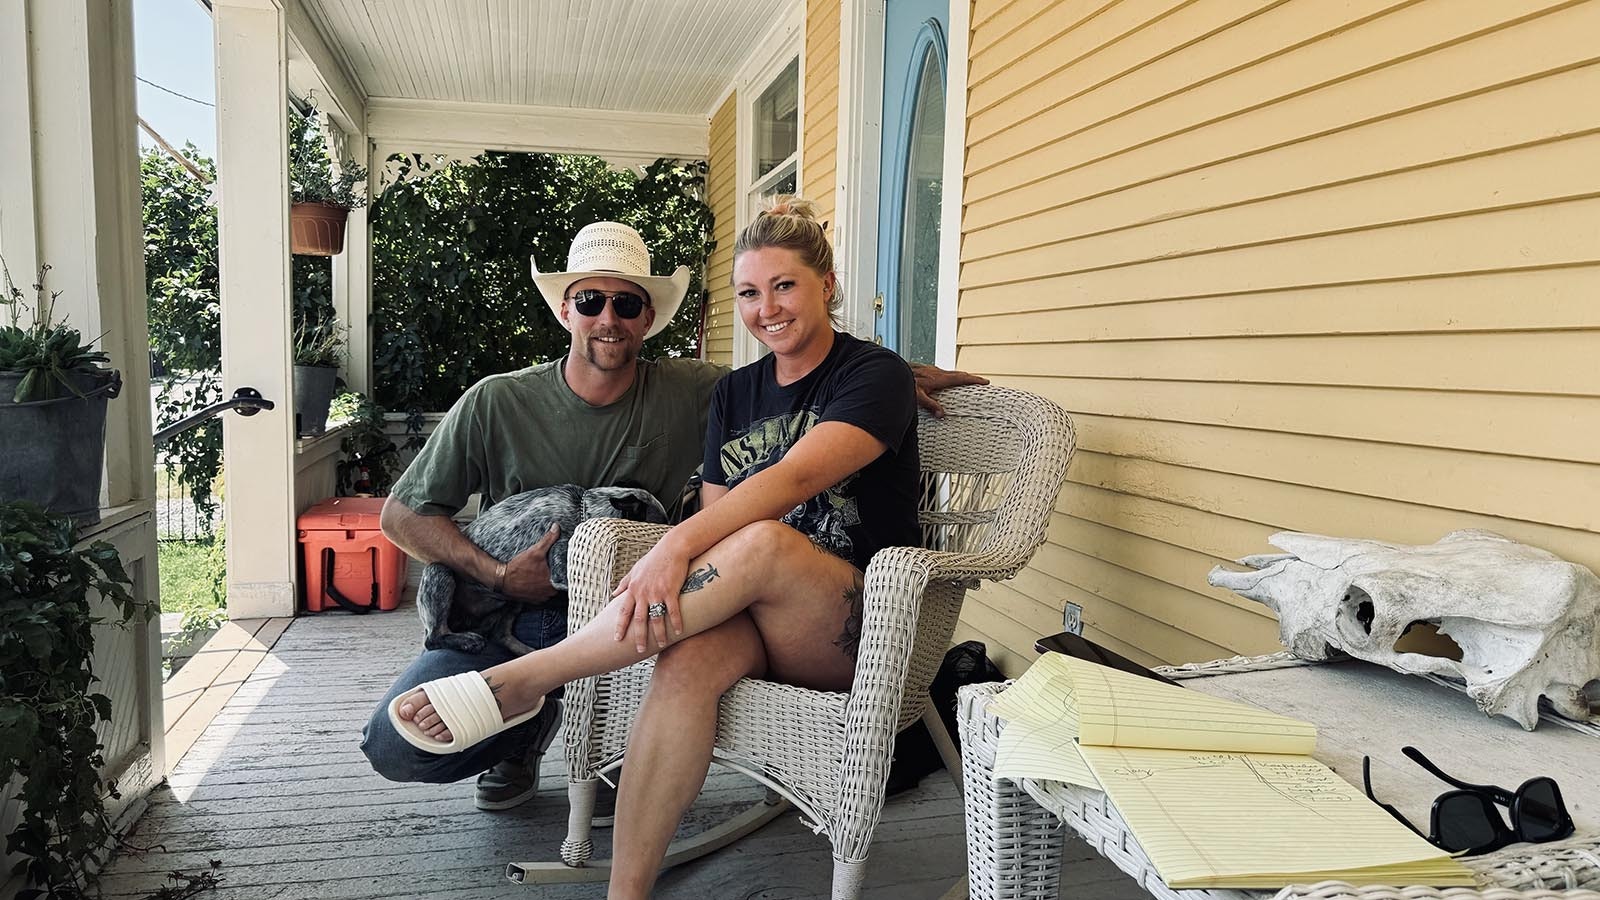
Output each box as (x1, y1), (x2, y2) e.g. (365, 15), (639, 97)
(158, 538), (227, 622)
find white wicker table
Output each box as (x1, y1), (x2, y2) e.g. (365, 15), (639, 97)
(957, 653), (1600, 900)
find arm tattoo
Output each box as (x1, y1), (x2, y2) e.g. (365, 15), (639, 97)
(680, 563), (720, 595)
(833, 572), (866, 660)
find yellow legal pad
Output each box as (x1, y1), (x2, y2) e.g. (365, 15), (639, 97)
(989, 653), (1476, 889)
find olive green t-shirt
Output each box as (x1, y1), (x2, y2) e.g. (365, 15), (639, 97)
(389, 357), (730, 518)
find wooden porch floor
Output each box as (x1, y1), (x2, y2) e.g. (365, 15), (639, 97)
(99, 599), (1148, 899)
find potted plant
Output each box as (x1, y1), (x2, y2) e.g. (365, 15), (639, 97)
(0, 263), (121, 525)
(330, 391), (401, 497)
(289, 110), (368, 256)
(0, 499), (144, 898)
(293, 319), (344, 437)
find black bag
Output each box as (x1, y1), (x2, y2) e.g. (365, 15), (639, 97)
(884, 640), (1004, 795)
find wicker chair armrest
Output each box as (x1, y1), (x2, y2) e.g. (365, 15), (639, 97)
(865, 543), (1039, 590)
(565, 517), (672, 629)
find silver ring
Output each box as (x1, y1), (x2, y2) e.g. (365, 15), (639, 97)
(646, 602), (668, 619)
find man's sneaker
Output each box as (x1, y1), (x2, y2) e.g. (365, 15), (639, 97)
(474, 698), (562, 811)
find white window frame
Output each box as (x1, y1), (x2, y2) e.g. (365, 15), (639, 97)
(733, 0), (804, 366)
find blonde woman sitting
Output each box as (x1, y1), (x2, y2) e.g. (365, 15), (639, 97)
(390, 198), (921, 899)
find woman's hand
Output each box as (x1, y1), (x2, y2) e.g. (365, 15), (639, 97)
(613, 538), (691, 653)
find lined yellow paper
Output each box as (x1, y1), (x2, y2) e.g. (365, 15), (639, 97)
(986, 653), (1475, 889)
(994, 716), (1098, 787)
(1062, 656), (1317, 756)
(1082, 745), (1475, 889)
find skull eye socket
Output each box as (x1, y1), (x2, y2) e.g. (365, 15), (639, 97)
(1349, 588), (1375, 634)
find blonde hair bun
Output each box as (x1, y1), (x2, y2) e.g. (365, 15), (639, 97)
(763, 196), (821, 221)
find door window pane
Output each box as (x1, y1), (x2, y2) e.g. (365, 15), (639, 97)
(755, 58), (799, 181)
(896, 46), (945, 364)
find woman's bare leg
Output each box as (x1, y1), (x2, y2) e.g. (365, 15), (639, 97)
(398, 519), (862, 745)
(607, 615), (767, 900)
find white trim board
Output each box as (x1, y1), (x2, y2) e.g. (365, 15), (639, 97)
(935, 0), (968, 371)
(284, 0), (366, 135)
(731, 0), (805, 366)
(365, 97), (710, 163)
(834, 0), (886, 342)
(836, 0), (963, 365)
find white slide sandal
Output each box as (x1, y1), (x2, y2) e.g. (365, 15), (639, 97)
(387, 671), (545, 755)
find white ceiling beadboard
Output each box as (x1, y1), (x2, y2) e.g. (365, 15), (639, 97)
(301, 0), (792, 115)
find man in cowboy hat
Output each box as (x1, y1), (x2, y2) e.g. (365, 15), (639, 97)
(360, 221), (981, 814)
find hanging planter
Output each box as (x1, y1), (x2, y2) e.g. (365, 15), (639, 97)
(290, 201), (350, 256)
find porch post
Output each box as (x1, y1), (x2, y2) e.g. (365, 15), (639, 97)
(214, 0), (298, 617)
(1, 0), (154, 508)
(1, 2), (167, 855)
(332, 129), (373, 395)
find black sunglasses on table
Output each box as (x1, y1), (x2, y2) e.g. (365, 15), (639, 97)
(1363, 745), (1574, 856)
(568, 289), (650, 319)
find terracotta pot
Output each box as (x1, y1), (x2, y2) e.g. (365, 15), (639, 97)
(290, 201), (349, 256)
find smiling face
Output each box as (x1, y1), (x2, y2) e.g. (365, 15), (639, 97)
(559, 275), (656, 374)
(733, 246), (835, 367)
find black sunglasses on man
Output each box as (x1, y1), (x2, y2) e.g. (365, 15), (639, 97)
(1363, 745), (1573, 855)
(568, 288), (650, 319)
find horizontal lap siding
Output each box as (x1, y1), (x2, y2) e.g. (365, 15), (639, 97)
(957, 0), (1600, 672)
(705, 93), (738, 364)
(804, 0), (840, 229)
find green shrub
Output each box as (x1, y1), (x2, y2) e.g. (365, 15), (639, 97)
(0, 500), (145, 898)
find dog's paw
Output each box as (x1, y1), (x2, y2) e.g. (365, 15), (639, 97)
(433, 632), (487, 655)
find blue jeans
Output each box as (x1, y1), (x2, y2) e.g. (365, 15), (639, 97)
(361, 602), (568, 783)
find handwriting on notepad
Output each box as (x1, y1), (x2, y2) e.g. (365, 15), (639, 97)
(1244, 757), (1355, 805)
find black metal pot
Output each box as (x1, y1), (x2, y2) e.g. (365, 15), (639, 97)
(293, 364), (339, 436)
(0, 367), (122, 525)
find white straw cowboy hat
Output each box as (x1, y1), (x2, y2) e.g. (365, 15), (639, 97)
(531, 222), (690, 340)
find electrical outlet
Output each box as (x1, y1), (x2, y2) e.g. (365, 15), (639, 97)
(1062, 602), (1083, 636)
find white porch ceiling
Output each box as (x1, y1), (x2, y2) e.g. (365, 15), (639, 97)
(300, 0), (791, 116)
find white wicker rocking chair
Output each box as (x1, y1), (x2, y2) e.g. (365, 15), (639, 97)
(507, 384), (1076, 898)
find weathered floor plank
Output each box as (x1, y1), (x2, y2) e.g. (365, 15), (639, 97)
(101, 599), (1148, 898)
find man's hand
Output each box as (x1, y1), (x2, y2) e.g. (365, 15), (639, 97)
(909, 364), (990, 418)
(500, 523), (561, 604)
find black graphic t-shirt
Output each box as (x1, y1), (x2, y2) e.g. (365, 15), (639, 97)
(703, 331), (921, 571)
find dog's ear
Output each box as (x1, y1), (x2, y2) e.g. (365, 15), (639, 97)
(609, 492), (666, 523)
(609, 494), (649, 520)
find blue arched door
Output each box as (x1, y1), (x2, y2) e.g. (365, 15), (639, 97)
(874, 0), (947, 363)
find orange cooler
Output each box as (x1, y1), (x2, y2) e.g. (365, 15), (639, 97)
(297, 497), (407, 613)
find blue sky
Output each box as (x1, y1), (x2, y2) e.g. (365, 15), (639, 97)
(134, 0), (217, 159)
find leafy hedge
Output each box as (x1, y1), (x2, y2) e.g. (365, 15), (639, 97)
(143, 128), (714, 517)
(142, 146), (224, 525)
(371, 153), (712, 412)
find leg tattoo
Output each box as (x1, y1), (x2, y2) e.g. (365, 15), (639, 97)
(681, 563), (720, 594)
(484, 673), (505, 712)
(833, 572), (866, 660)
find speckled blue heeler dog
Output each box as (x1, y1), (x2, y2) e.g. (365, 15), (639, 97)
(417, 484), (668, 656)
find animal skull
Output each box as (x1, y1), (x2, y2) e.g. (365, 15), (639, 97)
(1208, 529), (1600, 731)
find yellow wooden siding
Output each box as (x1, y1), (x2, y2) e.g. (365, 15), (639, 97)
(704, 93), (738, 365)
(957, 0), (1600, 674)
(803, 0), (840, 228)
